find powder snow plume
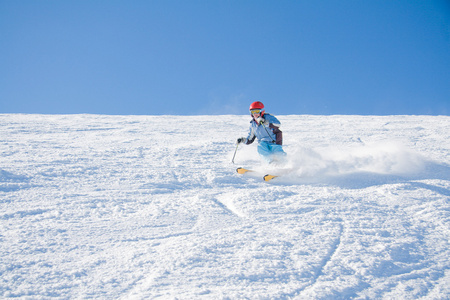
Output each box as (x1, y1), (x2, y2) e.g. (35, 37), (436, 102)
(286, 141), (425, 179)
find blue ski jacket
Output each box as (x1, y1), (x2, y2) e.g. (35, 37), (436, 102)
(245, 113), (283, 145)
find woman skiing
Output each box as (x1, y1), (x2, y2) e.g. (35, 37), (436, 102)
(237, 101), (286, 164)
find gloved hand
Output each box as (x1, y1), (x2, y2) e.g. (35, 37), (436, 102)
(237, 137), (245, 144)
(256, 117), (268, 125)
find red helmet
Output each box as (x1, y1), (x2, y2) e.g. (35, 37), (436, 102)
(249, 101), (265, 116)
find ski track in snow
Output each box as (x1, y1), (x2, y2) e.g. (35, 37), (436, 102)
(0, 114), (449, 299)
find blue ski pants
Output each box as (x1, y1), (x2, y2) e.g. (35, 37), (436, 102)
(257, 141), (286, 163)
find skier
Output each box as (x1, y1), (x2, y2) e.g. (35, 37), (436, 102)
(237, 101), (286, 164)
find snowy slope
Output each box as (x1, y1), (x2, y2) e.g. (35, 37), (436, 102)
(1, 114), (449, 299)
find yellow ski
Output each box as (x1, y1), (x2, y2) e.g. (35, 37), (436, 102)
(237, 167), (279, 182)
(263, 174), (278, 181)
(236, 167), (253, 174)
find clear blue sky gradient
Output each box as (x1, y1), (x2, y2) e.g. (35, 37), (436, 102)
(1, 0), (449, 115)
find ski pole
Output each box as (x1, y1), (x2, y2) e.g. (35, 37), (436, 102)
(231, 142), (239, 164)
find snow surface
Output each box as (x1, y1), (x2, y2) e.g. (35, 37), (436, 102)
(1, 114), (449, 299)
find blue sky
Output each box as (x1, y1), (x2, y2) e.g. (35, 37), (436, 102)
(1, 0), (449, 115)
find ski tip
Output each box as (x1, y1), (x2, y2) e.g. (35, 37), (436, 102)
(236, 167), (246, 174)
(237, 167), (254, 174)
(263, 174), (278, 181)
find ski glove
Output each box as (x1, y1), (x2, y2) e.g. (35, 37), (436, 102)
(256, 117), (268, 125)
(237, 137), (246, 144)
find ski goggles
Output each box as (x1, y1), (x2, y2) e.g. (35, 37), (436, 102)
(250, 109), (262, 115)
